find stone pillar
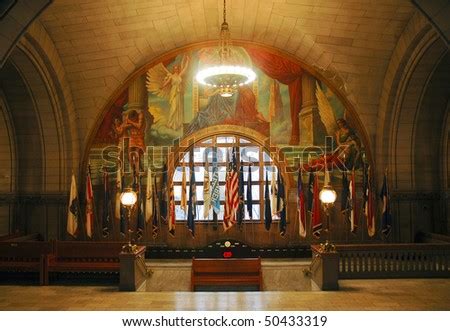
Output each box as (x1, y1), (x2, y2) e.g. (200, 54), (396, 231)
(119, 245), (148, 291)
(299, 73), (325, 146)
(310, 244), (339, 291)
(127, 75), (147, 113)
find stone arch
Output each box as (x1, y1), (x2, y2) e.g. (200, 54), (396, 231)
(377, 13), (449, 241)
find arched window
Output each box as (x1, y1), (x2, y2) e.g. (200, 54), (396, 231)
(172, 134), (280, 223)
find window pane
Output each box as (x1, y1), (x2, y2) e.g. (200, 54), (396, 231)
(217, 147), (229, 163)
(240, 146), (259, 163)
(195, 167), (204, 181)
(174, 185), (182, 201)
(201, 138), (212, 144)
(263, 165), (277, 179)
(244, 204), (260, 220)
(219, 185), (225, 200)
(217, 136), (235, 143)
(182, 152), (189, 163)
(218, 166), (226, 181)
(240, 138), (250, 143)
(244, 185), (260, 200)
(175, 205), (186, 220)
(249, 166), (260, 181)
(196, 186), (204, 201)
(173, 167), (182, 181)
(263, 151), (272, 162)
(193, 147), (207, 162)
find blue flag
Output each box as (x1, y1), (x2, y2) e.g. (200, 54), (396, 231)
(187, 166), (197, 237)
(264, 171), (272, 231)
(380, 172), (392, 237)
(246, 165), (253, 220)
(277, 171), (286, 236)
(210, 147), (220, 214)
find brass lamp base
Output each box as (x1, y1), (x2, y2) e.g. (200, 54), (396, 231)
(122, 242), (138, 253)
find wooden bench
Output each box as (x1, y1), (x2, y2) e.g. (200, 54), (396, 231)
(45, 241), (126, 284)
(0, 233), (42, 242)
(191, 258), (262, 291)
(0, 241), (52, 285)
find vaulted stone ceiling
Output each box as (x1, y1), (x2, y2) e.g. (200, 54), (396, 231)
(36, 0), (418, 147)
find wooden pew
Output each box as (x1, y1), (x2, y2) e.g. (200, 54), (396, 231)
(191, 258), (262, 291)
(45, 241), (126, 284)
(0, 241), (52, 285)
(3, 233), (43, 242)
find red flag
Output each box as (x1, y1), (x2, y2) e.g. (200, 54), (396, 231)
(223, 148), (239, 231)
(349, 169), (358, 233)
(85, 167), (94, 239)
(311, 172), (321, 238)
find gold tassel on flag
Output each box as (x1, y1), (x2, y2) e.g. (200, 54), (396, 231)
(145, 167), (153, 223)
(67, 173), (79, 238)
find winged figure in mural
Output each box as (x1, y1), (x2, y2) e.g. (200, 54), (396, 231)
(146, 55), (190, 130)
(303, 82), (362, 171)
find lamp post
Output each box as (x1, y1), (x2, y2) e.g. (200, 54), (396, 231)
(120, 188), (138, 253)
(319, 182), (337, 252)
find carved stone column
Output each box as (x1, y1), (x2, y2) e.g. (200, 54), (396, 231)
(127, 75), (147, 113)
(299, 73), (325, 146)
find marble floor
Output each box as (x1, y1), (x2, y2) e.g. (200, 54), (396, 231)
(0, 279), (449, 310)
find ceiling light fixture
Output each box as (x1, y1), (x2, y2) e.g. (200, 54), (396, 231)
(195, 0), (256, 97)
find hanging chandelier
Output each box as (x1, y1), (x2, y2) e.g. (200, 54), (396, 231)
(195, 0), (256, 97)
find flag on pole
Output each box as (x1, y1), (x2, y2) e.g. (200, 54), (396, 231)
(246, 165), (253, 220)
(67, 173), (79, 238)
(270, 169), (278, 217)
(159, 163), (168, 223)
(380, 170), (392, 237)
(341, 171), (350, 214)
(152, 175), (159, 238)
(187, 165), (197, 237)
(116, 166), (127, 237)
(223, 147), (239, 231)
(145, 167), (153, 223)
(180, 166), (187, 214)
(297, 168), (306, 238)
(363, 164), (376, 237)
(85, 165), (94, 239)
(237, 165), (245, 226)
(102, 170), (112, 238)
(277, 171), (286, 236)
(210, 147), (220, 215)
(349, 169), (357, 233)
(203, 160), (211, 219)
(136, 174), (145, 240)
(311, 171), (321, 238)
(307, 170), (314, 212)
(264, 171), (272, 231)
(168, 177), (176, 237)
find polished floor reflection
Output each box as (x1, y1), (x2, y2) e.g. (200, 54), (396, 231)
(0, 279), (449, 310)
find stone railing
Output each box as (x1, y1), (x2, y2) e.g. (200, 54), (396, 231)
(336, 243), (450, 279)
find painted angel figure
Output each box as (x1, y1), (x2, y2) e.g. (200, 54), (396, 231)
(146, 55), (190, 130)
(303, 82), (362, 171)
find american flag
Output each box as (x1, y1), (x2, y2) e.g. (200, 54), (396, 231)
(223, 147), (239, 231)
